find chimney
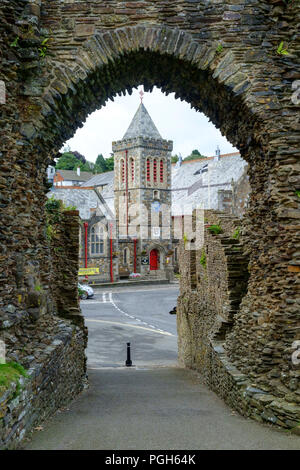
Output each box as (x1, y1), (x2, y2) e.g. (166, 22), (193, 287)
(77, 166), (81, 176)
(215, 146), (221, 162)
(176, 153), (183, 168)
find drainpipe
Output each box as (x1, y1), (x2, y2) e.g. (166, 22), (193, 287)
(83, 222), (88, 268)
(134, 238), (137, 273)
(125, 149), (128, 237)
(110, 222), (114, 283)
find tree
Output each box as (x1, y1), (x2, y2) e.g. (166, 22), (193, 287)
(56, 152), (81, 170)
(184, 149), (206, 161)
(94, 154), (114, 173)
(105, 154), (114, 171)
(171, 155), (179, 163)
(56, 150), (92, 171)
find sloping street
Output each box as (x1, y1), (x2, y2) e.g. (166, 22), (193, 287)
(25, 285), (299, 450)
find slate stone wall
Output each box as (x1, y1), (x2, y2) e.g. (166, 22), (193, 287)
(177, 210), (300, 428)
(0, 320), (86, 449)
(0, 0), (299, 436)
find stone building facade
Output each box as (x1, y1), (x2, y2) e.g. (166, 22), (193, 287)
(113, 102), (174, 280)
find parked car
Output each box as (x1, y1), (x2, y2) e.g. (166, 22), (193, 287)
(78, 283), (94, 300)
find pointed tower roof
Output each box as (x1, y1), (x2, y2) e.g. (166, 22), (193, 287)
(123, 103), (162, 140)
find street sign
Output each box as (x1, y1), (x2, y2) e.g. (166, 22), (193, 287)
(78, 267), (100, 276)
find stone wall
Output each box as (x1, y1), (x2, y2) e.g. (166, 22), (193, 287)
(177, 210), (300, 428)
(0, 320), (86, 449)
(0, 206), (87, 448)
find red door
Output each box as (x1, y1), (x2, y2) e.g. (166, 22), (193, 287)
(150, 249), (158, 271)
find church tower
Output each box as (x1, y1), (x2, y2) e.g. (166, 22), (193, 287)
(112, 95), (173, 279)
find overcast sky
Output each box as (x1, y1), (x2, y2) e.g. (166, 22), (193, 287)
(63, 86), (237, 162)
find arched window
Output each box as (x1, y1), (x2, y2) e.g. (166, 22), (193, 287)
(90, 224), (104, 255)
(146, 159), (150, 182)
(123, 247), (130, 265)
(130, 158), (134, 182)
(153, 159), (157, 182)
(160, 160), (164, 182)
(120, 159), (125, 183)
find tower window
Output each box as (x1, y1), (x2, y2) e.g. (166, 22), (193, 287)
(153, 159), (157, 182)
(153, 190), (160, 200)
(146, 159), (150, 182)
(121, 159), (125, 183)
(123, 247), (130, 265)
(160, 160), (164, 182)
(130, 158), (134, 182)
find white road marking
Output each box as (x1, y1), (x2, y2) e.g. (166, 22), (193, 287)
(85, 319), (173, 336)
(82, 292), (174, 336)
(108, 293), (173, 336)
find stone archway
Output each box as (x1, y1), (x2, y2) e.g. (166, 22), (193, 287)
(0, 0), (299, 436)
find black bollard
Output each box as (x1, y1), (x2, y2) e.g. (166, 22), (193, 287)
(125, 342), (132, 367)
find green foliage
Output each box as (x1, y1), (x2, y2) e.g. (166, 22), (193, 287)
(10, 37), (19, 47)
(45, 196), (76, 241)
(34, 284), (42, 292)
(295, 190), (300, 198)
(276, 41), (289, 56)
(78, 286), (86, 298)
(183, 233), (188, 247)
(94, 153), (114, 173)
(184, 149), (206, 161)
(45, 196), (62, 223)
(200, 251), (207, 269)
(46, 223), (56, 240)
(38, 38), (50, 58)
(171, 155), (179, 163)
(216, 44), (223, 54)
(56, 151), (92, 172)
(63, 204), (77, 211)
(0, 362), (28, 395)
(207, 224), (223, 235)
(233, 227), (241, 239)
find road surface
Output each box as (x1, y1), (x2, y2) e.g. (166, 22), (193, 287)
(25, 285), (300, 450)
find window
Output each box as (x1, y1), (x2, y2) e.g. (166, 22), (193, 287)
(121, 159), (125, 183)
(90, 224), (104, 255)
(153, 159), (157, 182)
(146, 159), (150, 182)
(160, 160), (164, 182)
(123, 247), (130, 265)
(130, 158), (134, 182)
(153, 190), (160, 200)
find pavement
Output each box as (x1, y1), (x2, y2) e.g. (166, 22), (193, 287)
(25, 285), (300, 450)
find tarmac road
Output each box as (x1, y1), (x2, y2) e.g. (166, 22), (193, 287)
(25, 285), (300, 450)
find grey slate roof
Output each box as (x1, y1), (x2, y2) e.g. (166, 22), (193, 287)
(55, 169), (93, 182)
(81, 171), (114, 188)
(123, 103), (162, 140)
(171, 154), (247, 215)
(47, 188), (100, 220)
